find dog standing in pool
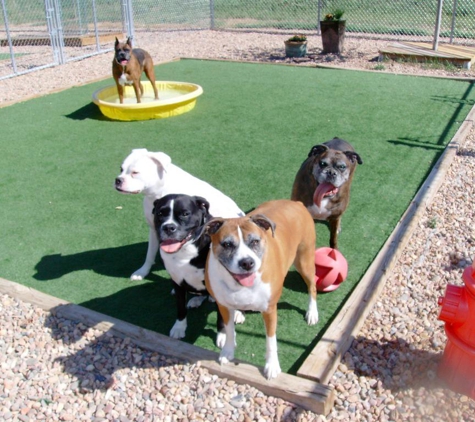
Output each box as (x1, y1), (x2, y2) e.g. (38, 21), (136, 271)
(112, 37), (159, 104)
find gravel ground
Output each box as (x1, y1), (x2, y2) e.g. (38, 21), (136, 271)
(1, 31), (475, 421)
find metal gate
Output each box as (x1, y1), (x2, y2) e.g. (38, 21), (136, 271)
(0, 0), (129, 80)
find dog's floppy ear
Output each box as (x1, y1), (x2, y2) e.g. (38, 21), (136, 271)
(152, 198), (162, 216)
(115, 37), (120, 47)
(193, 196), (210, 214)
(345, 151), (363, 165)
(250, 214), (276, 238)
(126, 37), (133, 47)
(204, 218), (225, 236)
(148, 151), (172, 176)
(308, 144), (328, 158)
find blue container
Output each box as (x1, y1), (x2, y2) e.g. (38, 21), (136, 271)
(284, 41), (307, 58)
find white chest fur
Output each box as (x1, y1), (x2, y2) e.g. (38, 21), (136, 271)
(160, 243), (205, 290)
(307, 199), (332, 220)
(207, 250), (271, 312)
(119, 73), (133, 86)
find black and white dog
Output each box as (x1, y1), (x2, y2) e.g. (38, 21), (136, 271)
(153, 194), (244, 345)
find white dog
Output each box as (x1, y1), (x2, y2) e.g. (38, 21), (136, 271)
(115, 149), (244, 280)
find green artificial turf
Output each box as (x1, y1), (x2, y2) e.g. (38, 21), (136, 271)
(1, 59), (474, 374)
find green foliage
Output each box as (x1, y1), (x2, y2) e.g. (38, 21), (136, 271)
(286, 34), (307, 42)
(323, 9), (345, 21)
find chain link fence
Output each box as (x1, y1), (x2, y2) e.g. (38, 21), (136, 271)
(208, 0), (475, 43)
(1, 0), (474, 81)
(0, 0), (127, 80)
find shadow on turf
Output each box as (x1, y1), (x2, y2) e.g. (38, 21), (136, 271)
(34, 241), (226, 365)
(65, 102), (108, 121)
(33, 242), (161, 280)
(388, 137), (447, 150)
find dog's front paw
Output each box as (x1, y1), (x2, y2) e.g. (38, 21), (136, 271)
(187, 295), (207, 309)
(234, 310), (246, 324)
(264, 357), (281, 380)
(130, 265), (150, 281)
(216, 332), (226, 349)
(169, 319), (187, 339)
(306, 306), (319, 326)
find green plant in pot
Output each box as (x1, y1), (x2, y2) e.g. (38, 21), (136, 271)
(284, 34), (307, 58)
(320, 9), (345, 54)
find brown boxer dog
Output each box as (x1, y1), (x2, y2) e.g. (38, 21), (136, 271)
(291, 137), (363, 249)
(112, 37), (159, 104)
(204, 199), (318, 379)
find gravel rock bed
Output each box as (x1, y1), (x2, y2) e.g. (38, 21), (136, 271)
(1, 31), (475, 421)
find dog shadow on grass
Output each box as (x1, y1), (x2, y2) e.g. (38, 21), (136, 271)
(35, 240), (223, 351)
(65, 102), (108, 121)
(34, 242), (156, 280)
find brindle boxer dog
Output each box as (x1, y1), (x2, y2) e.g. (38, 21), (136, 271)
(112, 37), (159, 104)
(291, 137), (363, 249)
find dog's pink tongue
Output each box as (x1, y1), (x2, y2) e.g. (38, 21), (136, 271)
(234, 273), (256, 287)
(160, 239), (183, 254)
(313, 183), (338, 207)
(120, 60), (128, 65)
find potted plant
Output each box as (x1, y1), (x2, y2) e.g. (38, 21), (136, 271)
(320, 9), (346, 54)
(284, 34), (307, 58)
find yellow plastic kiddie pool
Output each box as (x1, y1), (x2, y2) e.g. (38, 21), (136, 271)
(92, 81), (203, 121)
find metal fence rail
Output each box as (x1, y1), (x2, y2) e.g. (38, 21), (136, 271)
(1, 0), (474, 81)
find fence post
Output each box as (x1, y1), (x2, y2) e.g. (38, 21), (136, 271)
(45, 0), (64, 65)
(53, 0), (66, 64)
(449, 0), (458, 43)
(91, 0), (101, 51)
(75, 0), (87, 35)
(433, 0), (444, 50)
(210, 0), (215, 30)
(317, 0), (322, 34)
(1, 0), (17, 74)
(122, 0), (135, 39)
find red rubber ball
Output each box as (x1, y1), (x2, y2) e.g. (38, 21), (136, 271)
(315, 247), (348, 292)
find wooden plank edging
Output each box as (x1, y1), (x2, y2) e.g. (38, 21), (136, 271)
(0, 277), (335, 415)
(297, 104), (475, 384)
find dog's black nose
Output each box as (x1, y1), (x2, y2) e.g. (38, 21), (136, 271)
(326, 169), (337, 182)
(239, 257), (255, 272)
(115, 178), (122, 187)
(163, 224), (177, 235)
